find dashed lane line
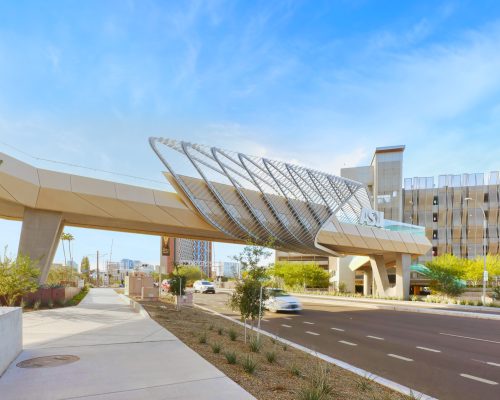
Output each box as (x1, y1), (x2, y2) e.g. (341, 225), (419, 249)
(416, 346), (441, 353)
(366, 335), (384, 340)
(306, 331), (320, 336)
(281, 324), (292, 328)
(331, 327), (345, 332)
(440, 332), (500, 344)
(388, 354), (413, 362)
(339, 340), (357, 346)
(303, 321), (315, 325)
(460, 374), (498, 385)
(487, 362), (500, 367)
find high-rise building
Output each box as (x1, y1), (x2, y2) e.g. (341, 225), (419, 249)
(160, 237), (212, 276)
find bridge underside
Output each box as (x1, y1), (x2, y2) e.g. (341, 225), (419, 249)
(0, 149), (431, 298)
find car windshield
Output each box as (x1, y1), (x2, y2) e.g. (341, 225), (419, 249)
(201, 281), (212, 285)
(268, 289), (288, 297)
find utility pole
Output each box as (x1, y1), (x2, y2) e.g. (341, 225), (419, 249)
(96, 250), (100, 288)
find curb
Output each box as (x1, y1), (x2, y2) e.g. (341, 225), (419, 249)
(194, 303), (437, 400)
(292, 295), (500, 320)
(118, 294), (150, 318)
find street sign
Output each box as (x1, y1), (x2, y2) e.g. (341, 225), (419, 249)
(483, 271), (489, 281)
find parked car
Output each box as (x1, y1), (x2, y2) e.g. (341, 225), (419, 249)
(193, 280), (216, 294)
(264, 288), (302, 312)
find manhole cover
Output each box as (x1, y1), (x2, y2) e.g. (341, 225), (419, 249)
(17, 355), (80, 368)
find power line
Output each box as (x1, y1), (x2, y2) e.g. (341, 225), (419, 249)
(0, 140), (169, 186)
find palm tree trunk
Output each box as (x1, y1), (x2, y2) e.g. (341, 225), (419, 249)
(61, 239), (67, 266)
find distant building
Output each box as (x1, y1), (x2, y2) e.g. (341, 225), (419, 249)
(160, 237), (212, 276)
(67, 260), (78, 270)
(212, 261), (241, 278)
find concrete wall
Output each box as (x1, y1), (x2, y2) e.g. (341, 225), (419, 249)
(0, 307), (22, 376)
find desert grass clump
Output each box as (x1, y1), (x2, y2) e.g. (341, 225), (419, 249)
(265, 350), (276, 364)
(296, 385), (324, 400)
(33, 300), (41, 310)
(208, 323), (214, 331)
(290, 364), (301, 377)
(228, 328), (237, 341)
(198, 332), (207, 344)
(354, 373), (375, 392)
(242, 355), (257, 374)
(217, 327), (224, 335)
(211, 342), (222, 354)
(282, 343), (288, 351)
(249, 336), (262, 353)
(308, 362), (333, 397)
(225, 351), (237, 364)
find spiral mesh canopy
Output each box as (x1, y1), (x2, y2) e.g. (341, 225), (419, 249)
(150, 137), (372, 255)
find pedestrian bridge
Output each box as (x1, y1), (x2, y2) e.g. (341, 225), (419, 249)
(0, 138), (430, 298)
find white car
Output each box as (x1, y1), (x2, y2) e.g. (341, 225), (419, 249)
(264, 288), (302, 312)
(193, 280), (216, 294)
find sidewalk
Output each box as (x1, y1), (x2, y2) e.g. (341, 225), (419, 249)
(0, 288), (254, 400)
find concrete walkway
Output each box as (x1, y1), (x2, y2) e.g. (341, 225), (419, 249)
(0, 288), (254, 400)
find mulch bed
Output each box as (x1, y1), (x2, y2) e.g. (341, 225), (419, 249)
(140, 300), (411, 400)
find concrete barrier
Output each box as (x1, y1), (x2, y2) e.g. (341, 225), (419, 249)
(0, 307), (22, 376)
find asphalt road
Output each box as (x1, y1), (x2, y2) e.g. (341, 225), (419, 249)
(193, 292), (500, 400)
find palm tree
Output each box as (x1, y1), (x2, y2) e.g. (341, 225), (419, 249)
(60, 232), (75, 268)
(60, 232), (68, 266)
(65, 233), (75, 267)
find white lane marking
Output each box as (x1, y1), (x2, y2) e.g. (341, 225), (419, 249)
(487, 362), (500, 367)
(416, 346), (441, 353)
(331, 327), (345, 332)
(261, 319), (269, 322)
(284, 317), (292, 320)
(388, 354), (413, 362)
(303, 321), (314, 325)
(339, 340), (357, 346)
(440, 332), (500, 344)
(281, 324), (292, 328)
(460, 374), (498, 385)
(306, 331), (320, 336)
(366, 335), (384, 340)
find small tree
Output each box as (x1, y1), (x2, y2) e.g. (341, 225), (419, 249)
(168, 274), (186, 296)
(425, 261), (465, 297)
(80, 256), (90, 281)
(0, 253), (40, 306)
(232, 239), (273, 274)
(229, 239), (272, 341)
(176, 265), (205, 286)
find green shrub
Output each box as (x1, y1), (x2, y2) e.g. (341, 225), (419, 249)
(283, 343), (288, 351)
(198, 332), (207, 344)
(217, 327), (224, 336)
(296, 386), (324, 400)
(211, 342), (222, 354)
(249, 337), (262, 353)
(290, 364), (301, 377)
(265, 351), (276, 363)
(47, 299), (54, 309)
(228, 328), (237, 341)
(225, 351), (237, 364)
(242, 355), (257, 374)
(208, 323), (214, 331)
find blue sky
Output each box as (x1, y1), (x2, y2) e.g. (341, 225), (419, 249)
(1, 0), (500, 268)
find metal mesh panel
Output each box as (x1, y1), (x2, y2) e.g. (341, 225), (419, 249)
(150, 137), (372, 254)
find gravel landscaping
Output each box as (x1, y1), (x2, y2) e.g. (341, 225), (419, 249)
(140, 300), (414, 400)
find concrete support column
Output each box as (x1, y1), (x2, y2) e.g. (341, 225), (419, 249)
(18, 208), (64, 284)
(363, 270), (372, 296)
(369, 255), (390, 298)
(336, 256), (356, 293)
(395, 253), (411, 300)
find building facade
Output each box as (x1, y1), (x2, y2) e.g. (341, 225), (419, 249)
(160, 236), (213, 276)
(403, 172), (500, 262)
